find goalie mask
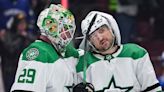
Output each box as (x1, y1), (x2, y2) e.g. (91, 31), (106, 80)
(37, 4), (76, 52)
(81, 11), (121, 53)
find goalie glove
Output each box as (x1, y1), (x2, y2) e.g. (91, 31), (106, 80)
(73, 82), (95, 92)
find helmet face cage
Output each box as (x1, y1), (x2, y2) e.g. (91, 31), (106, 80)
(39, 4), (76, 52)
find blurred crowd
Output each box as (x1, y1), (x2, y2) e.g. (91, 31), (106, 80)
(0, 0), (164, 91)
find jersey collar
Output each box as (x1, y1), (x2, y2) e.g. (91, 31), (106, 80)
(93, 45), (123, 60)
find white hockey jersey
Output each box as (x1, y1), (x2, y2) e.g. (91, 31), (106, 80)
(76, 43), (162, 92)
(11, 40), (79, 92)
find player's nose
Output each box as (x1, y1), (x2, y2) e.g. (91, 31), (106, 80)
(96, 33), (103, 41)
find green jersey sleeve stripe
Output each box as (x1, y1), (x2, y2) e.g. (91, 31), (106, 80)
(76, 52), (100, 73)
(117, 43), (147, 59)
(64, 43), (79, 58)
(22, 41), (59, 63)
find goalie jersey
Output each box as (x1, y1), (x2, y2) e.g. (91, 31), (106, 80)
(76, 43), (162, 92)
(11, 40), (78, 92)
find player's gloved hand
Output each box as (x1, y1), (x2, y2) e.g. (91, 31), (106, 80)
(73, 82), (95, 92)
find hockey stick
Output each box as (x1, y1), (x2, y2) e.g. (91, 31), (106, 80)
(83, 14), (97, 84)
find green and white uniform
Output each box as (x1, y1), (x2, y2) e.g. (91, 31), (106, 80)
(76, 43), (161, 92)
(11, 40), (79, 92)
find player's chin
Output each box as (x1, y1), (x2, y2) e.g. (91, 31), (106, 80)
(102, 45), (111, 51)
(96, 44), (110, 51)
(98, 47), (108, 52)
(103, 43), (110, 49)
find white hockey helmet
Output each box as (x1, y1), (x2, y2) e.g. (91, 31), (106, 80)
(37, 4), (76, 52)
(81, 11), (121, 52)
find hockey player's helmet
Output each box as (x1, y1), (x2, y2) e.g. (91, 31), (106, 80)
(81, 11), (121, 52)
(37, 4), (76, 52)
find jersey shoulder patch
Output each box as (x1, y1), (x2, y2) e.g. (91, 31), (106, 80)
(21, 41), (59, 63)
(26, 48), (39, 60)
(118, 43), (147, 59)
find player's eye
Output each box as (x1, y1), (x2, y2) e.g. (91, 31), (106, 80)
(89, 32), (97, 41)
(98, 28), (105, 33)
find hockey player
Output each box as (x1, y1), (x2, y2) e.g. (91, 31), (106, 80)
(10, 4), (80, 92)
(75, 11), (162, 92)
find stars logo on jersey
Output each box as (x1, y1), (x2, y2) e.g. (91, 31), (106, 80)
(26, 48), (39, 60)
(97, 75), (133, 92)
